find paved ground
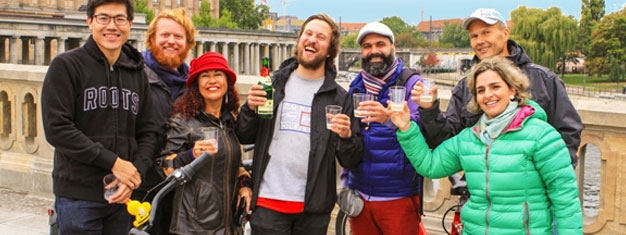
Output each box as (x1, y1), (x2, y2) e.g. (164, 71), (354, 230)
(0, 187), (52, 235)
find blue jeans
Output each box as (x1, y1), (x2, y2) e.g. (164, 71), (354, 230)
(55, 196), (131, 235)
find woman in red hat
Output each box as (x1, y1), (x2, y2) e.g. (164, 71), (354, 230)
(158, 52), (252, 234)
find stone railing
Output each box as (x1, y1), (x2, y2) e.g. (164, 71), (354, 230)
(1, 63), (625, 234)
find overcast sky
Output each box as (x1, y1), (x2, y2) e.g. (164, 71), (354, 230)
(259, 0), (626, 25)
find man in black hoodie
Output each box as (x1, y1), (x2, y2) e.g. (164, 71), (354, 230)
(414, 8), (582, 168)
(41, 0), (157, 234)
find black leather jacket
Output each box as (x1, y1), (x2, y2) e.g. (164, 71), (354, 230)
(162, 111), (242, 234)
(419, 40), (582, 168)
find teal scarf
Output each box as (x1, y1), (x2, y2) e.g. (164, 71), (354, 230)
(478, 101), (520, 145)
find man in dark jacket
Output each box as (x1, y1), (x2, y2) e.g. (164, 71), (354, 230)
(415, 8), (582, 168)
(131, 8), (196, 234)
(41, 0), (158, 234)
(346, 22), (425, 235)
(236, 14), (363, 235)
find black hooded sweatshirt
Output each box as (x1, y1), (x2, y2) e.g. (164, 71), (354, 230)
(41, 36), (158, 202)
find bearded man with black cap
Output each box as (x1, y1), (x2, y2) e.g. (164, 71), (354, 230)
(345, 22), (427, 235)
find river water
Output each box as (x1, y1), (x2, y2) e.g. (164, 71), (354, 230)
(582, 144), (600, 217)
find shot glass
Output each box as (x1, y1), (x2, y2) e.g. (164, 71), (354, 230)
(325, 105), (343, 129)
(103, 173), (117, 201)
(420, 79), (434, 103)
(352, 93), (376, 118)
(389, 86), (406, 112)
(199, 126), (220, 151)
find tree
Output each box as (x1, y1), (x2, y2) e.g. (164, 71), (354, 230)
(607, 56), (624, 83)
(586, 9), (626, 77)
(220, 0), (269, 30)
(134, 0), (154, 24)
(510, 6), (578, 71)
(439, 22), (469, 48)
(421, 53), (440, 73)
(193, 1), (238, 28)
(579, 0), (605, 56)
(380, 16), (414, 34)
(341, 33), (359, 49)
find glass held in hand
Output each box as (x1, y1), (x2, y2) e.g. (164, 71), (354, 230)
(103, 173), (118, 201)
(199, 126), (220, 151)
(389, 86), (406, 112)
(325, 105), (343, 130)
(352, 93), (376, 118)
(420, 79), (434, 103)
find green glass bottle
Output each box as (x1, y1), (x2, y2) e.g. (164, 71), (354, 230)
(257, 57), (273, 119)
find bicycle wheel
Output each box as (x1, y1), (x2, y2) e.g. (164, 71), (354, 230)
(335, 210), (352, 235)
(442, 205), (459, 235)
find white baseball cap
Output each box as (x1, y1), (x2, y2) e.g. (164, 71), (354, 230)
(356, 22), (395, 45)
(462, 8), (507, 30)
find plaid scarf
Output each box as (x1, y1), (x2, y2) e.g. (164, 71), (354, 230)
(361, 58), (400, 95)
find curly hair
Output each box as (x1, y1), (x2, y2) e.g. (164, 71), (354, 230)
(466, 57), (531, 113)
(145, 8), (196, 50)
(171, 73), (240, 120)
(295, 14), (341, 68)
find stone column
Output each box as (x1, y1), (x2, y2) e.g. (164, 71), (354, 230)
(232, 42), (240, 74)
(22, 38), (30, 64)
(196, 41), (204, 57)
(244, 43), (250, 75)
(272, 44), (280, 71)
(209, 42), (216, 52)
(9, 36), (18, 64)
(35, 36), (45, 65)
(57, 36), (66, 56)
(221, 42), (229, 63)
(282, 44), (288, 61)
(254, 44), (260, 76)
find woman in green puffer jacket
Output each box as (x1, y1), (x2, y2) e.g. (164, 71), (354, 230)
(388, 57), (582, 235)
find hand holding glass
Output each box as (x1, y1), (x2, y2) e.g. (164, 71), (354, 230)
(389, 86), (406, 112)
(199, 127), (219, 154)
(420, 79), (434, 103)
(103, 173), (118, 201)
(325, 105), (343, 129)
(352, 93), (376, 118)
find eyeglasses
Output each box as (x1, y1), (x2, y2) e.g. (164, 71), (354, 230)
(93, 14), (130, 26)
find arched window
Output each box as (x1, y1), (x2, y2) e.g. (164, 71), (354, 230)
(22, 93), (36, 143)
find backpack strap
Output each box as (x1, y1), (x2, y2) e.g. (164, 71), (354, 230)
(395, 67), (420, 87)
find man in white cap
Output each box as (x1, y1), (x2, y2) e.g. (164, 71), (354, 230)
(344, 22), (426, 235)
(414, 8), (582, 168)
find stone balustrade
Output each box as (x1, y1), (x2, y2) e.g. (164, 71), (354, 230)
(1, 63), (625, 234)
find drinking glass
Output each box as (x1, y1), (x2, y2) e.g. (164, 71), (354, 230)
(352, 93), (376, 118)
(389, 86), (406, 112)
(325, 105), (343, 129)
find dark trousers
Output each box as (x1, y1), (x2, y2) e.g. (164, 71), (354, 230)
(250, 206), (330, 235)
(55, 196), (131, 235)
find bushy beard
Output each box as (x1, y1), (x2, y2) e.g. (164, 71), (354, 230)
(361, 51), (395, 77)
(295, 43), (326, 70)
(149, 39), (190, 70)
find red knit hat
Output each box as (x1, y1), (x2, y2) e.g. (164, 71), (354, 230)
(187, 52), (237, 87)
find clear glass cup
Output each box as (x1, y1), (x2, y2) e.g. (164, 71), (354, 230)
(389, 86), (406, 112)
(352, 93), (376, 118)
(420, 79), (434, 103)
(199, 126), (220, 151)
(325, 105), (343, 129)
(103, 173), (117, 201)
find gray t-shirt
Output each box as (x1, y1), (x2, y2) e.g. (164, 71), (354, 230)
(259, 71), (325, 202)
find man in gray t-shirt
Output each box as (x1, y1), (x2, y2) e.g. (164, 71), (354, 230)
(236, 14), (363, 235)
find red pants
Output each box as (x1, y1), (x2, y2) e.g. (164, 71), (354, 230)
(350, 194), (423, 235)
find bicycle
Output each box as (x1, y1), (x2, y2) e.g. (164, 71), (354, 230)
(334, 209), (352, 235)
(442, 176), (469, 235)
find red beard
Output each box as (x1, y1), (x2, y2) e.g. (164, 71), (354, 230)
(149, 40), (190, 69)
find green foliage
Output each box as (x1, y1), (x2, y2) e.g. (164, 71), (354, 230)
(377, 16), (427, 48)
(587, 9), (626, 77)
(380, 16), (415, 34)
(220, 0), (269, 30)
(192, 1), (238, 28)
(579, 0), (605, 55)
(439, 22), (469, 48)
(607, 56), (624, 83)
(134, 0), (154, 24)
(341, 33), (359, 49)
(510, 6), (578, 71)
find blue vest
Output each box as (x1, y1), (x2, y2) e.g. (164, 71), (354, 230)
(347, 64), (422, 197)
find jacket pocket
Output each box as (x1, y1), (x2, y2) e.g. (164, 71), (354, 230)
(191, 180), (222, 229)
(523, 201), (530, 235)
